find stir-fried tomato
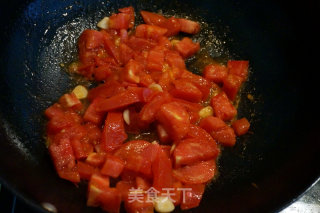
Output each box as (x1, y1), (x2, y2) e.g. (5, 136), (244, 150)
(44, 7), (251, 213)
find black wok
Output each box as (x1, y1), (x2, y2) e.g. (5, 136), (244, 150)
(0, 0), (319, 212)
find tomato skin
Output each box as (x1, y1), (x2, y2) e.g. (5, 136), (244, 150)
(175, 37), (200, 58)
(101, 111), (127, 152)
(165, 17), (181, 36)
(156, 102), (191, 141)
(78, 161), (98, 180)
(86, 152), (107, 167)
(199, 116), (236, 146)
(170, 79), (203, 103)
(232, 118), (250, 136)
(173, 160), (216, 184)
(101, 155), (125, 178)
(120, 43), (134, 65)
(49, 138), (80, 183)
(128, 36), (157, 52)
(227, 60), (249, 81)
(147, 47), (165, 72)
(178, 18), (200, 34)
(203, 64), (228, 84)
(83, 98), (106, 124)
(173, 138), (219, 167)
(116, 180), (134, 201)
(59, 93), (82, 110)
(139, 92), (172, 124)
(211, 92), (237, 121)
(152, 147), (173, 191)
(96, 90), (141, 112)
(180, 70), (211, 100)
(135, 24), (168, 41)
(165, 50), (186, 70)
(47, 111), (81, 134)
(109, 13), (132, 30)
(180, 183), (205, 210)
(223, 73), (243, 101)
(140, 10), (167, 27)
(172, 99), (202, 124)
(45, 104), (64, 119)
(88, 80), (125, 102)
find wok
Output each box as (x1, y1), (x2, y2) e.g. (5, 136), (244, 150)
(0, 0), (319, 212)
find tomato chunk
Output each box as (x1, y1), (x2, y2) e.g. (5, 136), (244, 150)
(232, 117), (250, 136)
(156, 102), (190, 141)
(140, 10), (167, 27)
(173, 160), (216, 184)
(152, 147), (173, 191)
(170, 79), (203, 103)
(78, 161), (97, 180)
(173, 138), (219, 167)
(135, 24), (168, 41)
(101, 155), (125, 178)
(203, 64), (228, 84)
(100, 111), (127, 152)
(223, 74), (243, 101)
(227, 60), (249, 81)
(175, 37), (200, 58)
(199, 116), (236, 146)
(211, 92), (237, 121)
(180, 183), (205, 210)
(122, 59), (142, 84)
(178, 18), (200, 34)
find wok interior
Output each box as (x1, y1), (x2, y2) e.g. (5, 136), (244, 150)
(0, 0), (319, 212)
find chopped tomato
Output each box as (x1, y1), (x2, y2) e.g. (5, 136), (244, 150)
(170, 79), (203, 102)
(199, 116), (236, 146)
(203, 63), (228, 84)
(88, 80), (125, 102)
(120, 43), (134, 65)
(180, 70), (211, 100)
(86, 152), (106, 167)
(165, 17), (181, 36)
(101, 111), (127, 152)
(44, 103), (64, 119)
(136, 176), (151, 191)
(211, 92), (237, 121)
(59, 93), (82, 110)
(124, 195), (154, 213)
(49, 138), (80, 183)
(157, 124), (170, 144)
(101, 155), (125, 178)
(87, 174), (110, 206)
(135, 24), (168, 41)
(116, 180), (134, 201)
(78, 161), (97, 180)
(156, 102), (190, 141)
(175, 37), (200, 58)
(232, 117), (250, 136)
(83, 98), (106, 124)
(165, 50), (186, 69)
(139, 92), (172, 124)
(140, 11), (167, 27)
(96, 89), (141, 112)
(223, 73), (243, 101)
(127, 36), (157, 52)
(173, 138), (219, 167)
(180, 183), (205, 210)
(147, 47), (165, 72)
(172, 99), (202, 124)
(227, 60), (249, 81)
(109, 13), (132, 30)
(152, 147), (173, 191)
(173, 160), (216, 184)
(178, 18), (200, 34)
(122, 59), (142, 84)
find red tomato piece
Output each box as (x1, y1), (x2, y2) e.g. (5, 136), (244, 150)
(139, 92), (172, 124)
(175, 37), (200, 58)
(116, 180), (134, 201)
(165, 50), (186, 69)
(140, 10), (167, 27)
(227, 60), (249, 81)
(59, 93), (82, 110)
(180, 183), (205, 210)
(84, 122), (102, 144)
(88, 80), (125, 102)
(100, 111), (127, 152)
(99, 188), (122, 213)
(78, 161), (97, 180)
(96, 89), (141, 112)
(114, 140), (151, 174)
(70, 138), (87, 160)
(135, 24), (168, 41)
(178, 18), (200, 34)
(124, 195), (154, 213)
(100, 31), (121, 64)
(232, 117), (250, 136)
(156, 102), (190, 141)
(86, 152), (107, 167)
(186, 124), (216, 143)
(147, 48), (165, 72)
(93, 64), (113, 81)
(47, 111), (81, 134)
(101, 154), (125, 178)
(170, 79), (203, 103)
(79, 29), (104, 50)
(109, 13), (132, 30)
(173, 137), (219, 167)
(199, 116), (236, 146)
(152, 147), (173, 191)
(180, 70), (211, 100)
(83, 98), (106, 124)
(173, 160), (216, 184)
(120, 43), (134, 65)
(211, 92), (237, 121)
(223, 74), (243, 101)
(44, 103), (64, 119)
(87, 174), (110, 206)
(49, 138), (80, 183)
(136, 176), (151, 191)
(203, 63), (228, 84)
(127, 36), (157, 52)
(171, 99), (202, 124)
(165, 17), (181, 36)
(122, 59), (142, 84)
(118, 6), (135, 28)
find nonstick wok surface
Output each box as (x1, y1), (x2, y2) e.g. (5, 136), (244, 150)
(0, 0), (319, 212)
